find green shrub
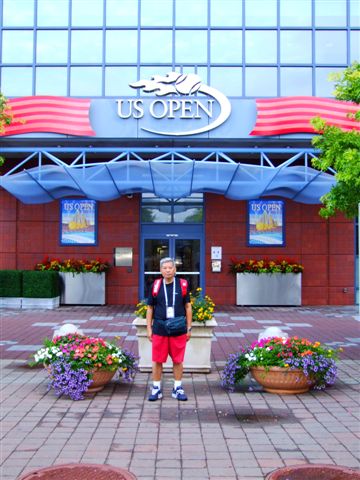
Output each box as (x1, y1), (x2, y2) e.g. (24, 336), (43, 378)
(0, 270), (23, 297)
(23, 271), (60, 298)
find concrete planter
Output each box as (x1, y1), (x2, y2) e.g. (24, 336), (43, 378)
(22, 297), (60, 309)
(0, 297), (22, 308)
(132, 317), (218, 373)
(59, 272), (106, 305)
(236, 273), (302, 306)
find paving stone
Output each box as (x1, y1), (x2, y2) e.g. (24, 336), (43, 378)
(1, 305), (359, 480)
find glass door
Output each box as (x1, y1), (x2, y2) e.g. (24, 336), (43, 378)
(141, 226), (203, 298)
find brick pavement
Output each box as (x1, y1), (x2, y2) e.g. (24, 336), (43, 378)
(0, 305), (359, 479)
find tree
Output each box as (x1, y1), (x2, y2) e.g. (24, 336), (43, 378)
(311, 62), (360, 219)
(0, 92), (13, 166)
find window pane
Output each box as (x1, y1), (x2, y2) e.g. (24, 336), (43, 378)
(280, 0), (311, 26)
(280, 31), (312, 64)
(71, 0), (104, 26)
(36, 31), (68, 63)
(315, 0), (347, 27)
(1, 67), (33, 96)
(142, 207), (171, 222)
(315, 31), (347, 64)
(2, 0), (34, 26)
(245, 31), (277, 63)
(176, 0), (208, 26)
(36, 67), (67, 95)
(141, 0), (173, 26)
(350, 31), (360, 62)
(105, 67), (138, 95)
(141, 30), (173, 63)
(315, 67), (343, 97)
(245, 0), (277, 26)
(211, 0), (242, 27)
(174, 206), (203, 223)
(245, 67), (277, 96)
(280, 67), (313, 96)
(70, 67), (102, 95)
(106, 0), (138, 26)
(2, 31), (33, 63)
(211, 31), (242, 63)
(210, 67), (242, 96)
(140, 66), (173, 81)
(350, 0), (360, 26)
(71, 31), (103, 63)
(37, 0), (69, 27)
(175, 66), (208, 83)
(175, 30), (207, 63)
(106, 30), (137, 63)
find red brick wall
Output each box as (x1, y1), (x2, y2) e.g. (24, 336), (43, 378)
(0, 189), (355, 306)
(205, 194), (355, 306)
(0, 189), (140, 305)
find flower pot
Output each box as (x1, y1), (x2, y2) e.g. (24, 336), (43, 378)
(59, 272), (105, 305)
(45, 366), (116, 394)
(250, 366), (314, 394)
(86, 369), (116, 393)
(236, 273), (301, 306)
(265, 464), (360, 480)
(132, 317), (218, 373)
(18, 463), (137, 480)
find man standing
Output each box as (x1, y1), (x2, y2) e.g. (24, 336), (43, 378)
(146, 257), (192, 401)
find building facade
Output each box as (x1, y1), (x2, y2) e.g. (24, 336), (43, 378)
(0, 0), (359, 306)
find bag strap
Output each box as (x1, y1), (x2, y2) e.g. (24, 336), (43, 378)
(179, 278), (188, 297)
(152, 278), (162, 297)
(152, 277), (188, 297)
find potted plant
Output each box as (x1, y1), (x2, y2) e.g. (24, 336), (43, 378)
(229, 257), (304, 306)
(35, 257), (110, 305)
(32, 333), (138, 400)
(132, 288), (217, 373)
(221, 335), (341, 394)
(0, 270), (23, 308)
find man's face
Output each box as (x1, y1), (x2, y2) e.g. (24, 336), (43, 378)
(161, 261), (176, 281)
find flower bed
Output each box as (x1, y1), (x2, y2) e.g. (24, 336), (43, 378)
(35, 257), (110, 274)
(221, 336), (341, 392)
(32, 333), (138, 400)
(229, 257), (304, 275)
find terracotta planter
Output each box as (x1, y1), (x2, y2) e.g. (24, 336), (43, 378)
(45, 366), (116, 394)
(250, 366), (314, 394)
(18, 463), (137, 479)
(86, 369), (116, 393)
(266, 464), (360, 480)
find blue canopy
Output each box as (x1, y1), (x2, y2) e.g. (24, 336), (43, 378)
(0, 147), (335, 204)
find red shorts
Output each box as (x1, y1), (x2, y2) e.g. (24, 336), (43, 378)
(152, 334), (187, 364)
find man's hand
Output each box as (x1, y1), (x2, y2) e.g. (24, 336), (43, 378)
(147, 326), (153, 342)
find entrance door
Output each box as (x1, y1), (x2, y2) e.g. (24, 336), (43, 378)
(141, 225), (203, 299)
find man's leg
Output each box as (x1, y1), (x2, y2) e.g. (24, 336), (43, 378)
(172, 362), (183, 381)
(152, 361), (163, 381)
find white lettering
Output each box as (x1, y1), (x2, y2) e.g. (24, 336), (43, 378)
(195, 100), (214, 119)
(116, 99), (144, 119)
(180, 100), (193, 119)
(150, 100), (168, 119)
(167, 100), (181, 119)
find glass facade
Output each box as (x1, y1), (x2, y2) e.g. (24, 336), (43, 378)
(0, 0), (358, 98)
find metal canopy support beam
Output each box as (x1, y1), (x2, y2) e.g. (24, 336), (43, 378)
(0, 147), (335, 205)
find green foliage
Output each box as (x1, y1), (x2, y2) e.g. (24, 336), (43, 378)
(0, 270), (23, 297)
(311, 62), (360, 218)
(329, 61), (360, 103)
(0, 92), (13, 166)
(23, 271), (60, 298)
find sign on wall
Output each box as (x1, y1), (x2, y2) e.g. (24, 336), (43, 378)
(248, 200), (285, 246)
(60, 199), (97, 245)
